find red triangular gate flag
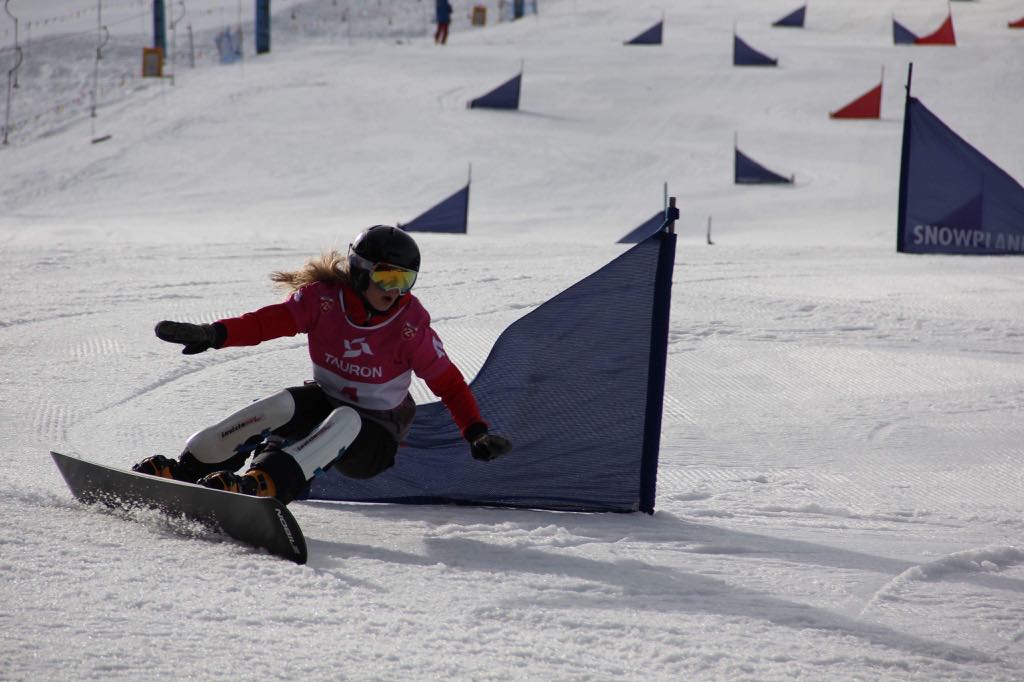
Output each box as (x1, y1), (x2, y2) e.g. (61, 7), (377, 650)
(830, 82), (882, 119)
(916, 14), (956, 45)
(1009, 17), (1024, 28)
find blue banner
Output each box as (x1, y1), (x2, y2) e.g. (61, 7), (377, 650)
(401, 185), (469, 234)
(773, 6), (805, 28)
(468, 74), (521, 110)
(153, 0), (166, 53)
(256, 0), (271, 54)
(893, 19), (918, 44)
(304, 230), (677, 512)
(734, 35), (777, 66)
(735, 147), (792, 184)
(625, 21), (663, 45)
(617, 212), (663, 243)
(898, 98), (1024, 255)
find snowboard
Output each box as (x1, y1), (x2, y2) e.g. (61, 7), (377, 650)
(51, 451), (307, 564)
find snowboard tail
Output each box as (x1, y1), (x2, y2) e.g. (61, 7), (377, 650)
(51, 451), (307, 564)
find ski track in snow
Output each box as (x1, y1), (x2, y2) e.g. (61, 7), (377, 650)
(862, 546), (1024, 613)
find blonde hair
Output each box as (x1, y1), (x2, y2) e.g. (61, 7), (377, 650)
(271, 249), (351, 293)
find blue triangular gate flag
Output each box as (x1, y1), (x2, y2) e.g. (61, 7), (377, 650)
(625, 20), (663, 45)
(304, 230), (678, 513)
(617, 212), (664, 243)
(897, 98), (1024, 254)
(735, 147), (793, 184)
(773, 5), (805, 28)
(893, 19), (918, 44)
(938, 192), (983, 229)
(734, 34), (778, 66)
(401, 185), (469, 234)
(468, 73), (522, 110)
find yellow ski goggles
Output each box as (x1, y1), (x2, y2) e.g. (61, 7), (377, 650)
(349, 252), (418, 293)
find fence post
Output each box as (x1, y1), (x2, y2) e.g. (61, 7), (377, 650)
(3, 0), (22, 144)
(256, 0), (271, 54)
(153, 0), (167, 53)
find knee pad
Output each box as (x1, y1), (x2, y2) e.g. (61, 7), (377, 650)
(186, 389), (297, 465)
(282, 406), (362, 480)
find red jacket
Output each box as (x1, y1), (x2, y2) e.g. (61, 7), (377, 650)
(217, 280), (484, 436)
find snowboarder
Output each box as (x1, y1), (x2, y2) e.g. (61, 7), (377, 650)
(133, 225), (512, 504)
(435, 0), (453, 44)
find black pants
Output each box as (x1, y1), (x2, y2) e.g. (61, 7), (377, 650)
(269, 383), (411, 480)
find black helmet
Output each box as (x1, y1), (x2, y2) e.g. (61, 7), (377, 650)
(348, 225), (421, 294)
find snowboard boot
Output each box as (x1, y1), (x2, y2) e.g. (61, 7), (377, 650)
(198, 468), (277, 498)
(132, 455), (179, 480)
(132, 450), (229, 484)
(246, 448), (307, 505)
(248, 405), (362, 504)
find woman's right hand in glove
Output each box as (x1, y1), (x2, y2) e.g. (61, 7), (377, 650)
(154, 320), (226, 355)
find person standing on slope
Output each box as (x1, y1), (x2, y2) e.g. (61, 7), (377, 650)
(133, 225), (511, 504)
(435, 0), (453, 44)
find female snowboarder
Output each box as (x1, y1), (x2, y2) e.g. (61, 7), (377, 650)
(133, 225), (511, 504)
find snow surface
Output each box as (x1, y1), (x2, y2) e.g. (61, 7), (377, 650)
(2, 0), (1024, 679)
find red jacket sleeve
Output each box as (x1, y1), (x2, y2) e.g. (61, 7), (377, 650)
(217, 302), (300, 347)
(424, 364), (485, 436)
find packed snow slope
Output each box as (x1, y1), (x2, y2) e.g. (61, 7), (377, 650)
(2, 0), (1023, 679)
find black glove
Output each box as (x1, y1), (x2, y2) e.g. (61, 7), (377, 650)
(155, 320), (226, 355)
(464, 423), (512, 462)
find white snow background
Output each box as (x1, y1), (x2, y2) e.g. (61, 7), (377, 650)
(2, 0), (1023, 679)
